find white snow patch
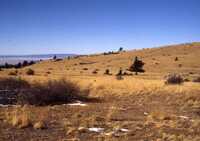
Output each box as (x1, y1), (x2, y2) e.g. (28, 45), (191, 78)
(88, 127), (104, 133)
(179, 116), (189, 119)
(67, 101), (87, 107)
(0, 104), (19, 108)
(120, 128), (129, 132)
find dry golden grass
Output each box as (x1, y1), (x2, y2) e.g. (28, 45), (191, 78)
(4, 105), (49, 129)
(0, 42), (200, 141)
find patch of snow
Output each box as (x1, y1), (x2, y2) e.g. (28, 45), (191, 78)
(120, 128), (129, 132)
(88, 127), (104, 133)
(0, 104), (19, 108)
(0, 104), (9, 108)
(179, 116), (189, 119)
(104, 131), (115, 136)
(67, 101), (87, 107)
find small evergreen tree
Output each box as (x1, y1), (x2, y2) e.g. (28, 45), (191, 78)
(104, 69), (110, 75)
(22, 60), (28, 67)
(53, 55), (57, 60)
(15, 62), (22, 68)
(119, 47), (123, 52)
(4, 62), (9, 68)
(129, 56), (145, 75)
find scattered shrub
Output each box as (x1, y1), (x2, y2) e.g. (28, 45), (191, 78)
(193, 77), (200, 83)
(0, 60), (36, 69)
(175, 57), (178, 61)
(184, 78), (190, 82)
(0, 77), (30, 90)
(46, 71), (51, 74)
(116, 68), (123, 80)
(26, 69), (35, 75)
(92, 69), (98, 74)
(103, 51), (119, 55)
(116, 68), (123, 76)
(83, 68), (88, 70)
(8, 70), (18, 76)
(104, 69), (111, 75)
(165, 73), (184, 84)
(189, 72), (194, 75)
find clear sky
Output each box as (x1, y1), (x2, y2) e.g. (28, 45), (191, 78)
(0, 0), (200, 55)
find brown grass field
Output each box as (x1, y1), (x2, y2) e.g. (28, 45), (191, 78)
(0, 42), (200, 141)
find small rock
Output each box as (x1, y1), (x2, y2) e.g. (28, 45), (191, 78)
(33, 121), (47, 129)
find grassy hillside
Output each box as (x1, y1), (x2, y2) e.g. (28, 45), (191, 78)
(14, 42), (200, 79)
(1, 42), (200, 141)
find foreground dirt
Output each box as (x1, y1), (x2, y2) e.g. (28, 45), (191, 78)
(1, 82), (200, 141)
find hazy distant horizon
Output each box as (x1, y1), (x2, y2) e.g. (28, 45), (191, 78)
(0, 54), (75, 65)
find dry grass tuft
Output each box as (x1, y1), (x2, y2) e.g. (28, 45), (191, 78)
(6, 106), (32, 129)
(8, 70), (18, 76)
(26, 68), (35, 75)
(33, 121), (47, 129)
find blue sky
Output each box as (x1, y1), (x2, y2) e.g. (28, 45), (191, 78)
(0, 0), (200, 55)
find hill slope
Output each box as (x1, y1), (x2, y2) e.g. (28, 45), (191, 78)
(24, 42), (200, 80)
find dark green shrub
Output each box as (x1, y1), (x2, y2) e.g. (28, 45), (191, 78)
(129, 56), (145, 75)
(165, 73), (184, 85)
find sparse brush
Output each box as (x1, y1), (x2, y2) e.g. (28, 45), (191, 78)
(104, 69), (111, 75)
(193, 77), (200, 83)
(175, 57), (179, 61)
(165, 73), (184, 84)
(83, 68), (88, 70)
(0, 77), (91, 106)
(17, 79), (90, 106)
(0, 77), (30, 90)
(92, 69), (98, 74)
